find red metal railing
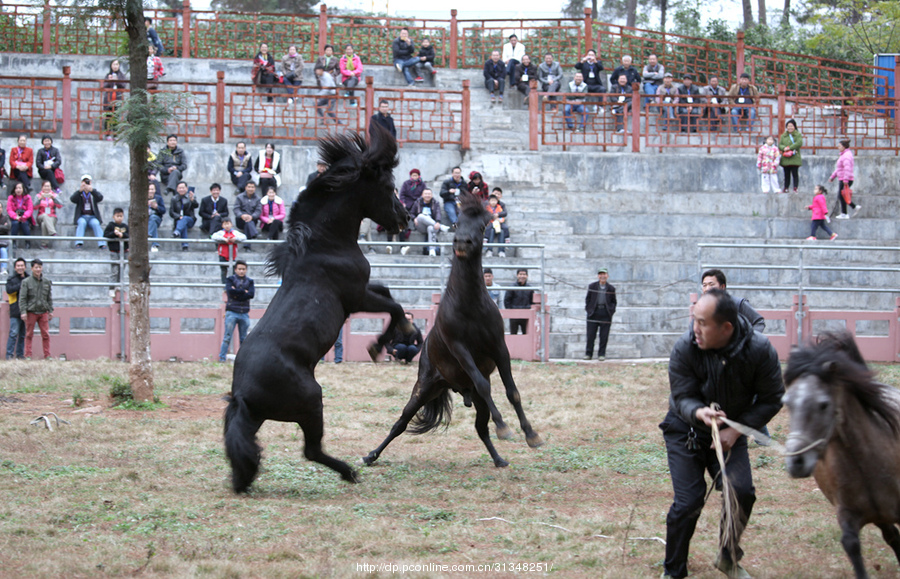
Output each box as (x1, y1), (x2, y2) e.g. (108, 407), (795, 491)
(0, 70), (469, 148)
(3, 2), (897, 99)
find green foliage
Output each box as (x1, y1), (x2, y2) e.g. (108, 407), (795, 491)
(111, 90), (195, 149)
(71, 392), (85, 407)
(108, 374), (163, 409)
(211, 0), (317, 13)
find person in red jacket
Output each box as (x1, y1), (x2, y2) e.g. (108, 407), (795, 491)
(9, 135), (34, 192)
(211, 218), (247, 283)
(806, 184), (838, 241)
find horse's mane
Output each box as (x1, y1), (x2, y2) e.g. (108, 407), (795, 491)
(459, 190), (488, 219)
(785, 331), (900, 436)
(266, 128), (398, 277)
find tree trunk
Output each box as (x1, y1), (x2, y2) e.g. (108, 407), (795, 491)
(626, 0), (638, 27)
(742, 0), (754, 29)
(123, 0), (153, 402)
(782, 0), (790, 25)
(660, 0), (668, 31)
(758, 0), (767, 26)
(592, 0), (598, 20)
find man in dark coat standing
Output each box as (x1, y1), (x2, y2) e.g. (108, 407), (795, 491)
(504, 269), (534, 335)
(369, 99), (397, 139)
(584, 267), (616, 360)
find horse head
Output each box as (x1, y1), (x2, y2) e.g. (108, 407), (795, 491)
(452, 191), (491, 260)
(359, 124), (407, 234)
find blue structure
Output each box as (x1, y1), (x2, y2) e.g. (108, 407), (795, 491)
(875, 53), (898, 118)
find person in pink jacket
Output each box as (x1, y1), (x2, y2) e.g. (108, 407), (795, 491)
(806, 184), (838, 241)
(7, 180), (34, 247)
(756, 135), (781, 193)
(259, 187), (285, 240)
(339, 44), (363, 107)
(829, 138), (860, 219)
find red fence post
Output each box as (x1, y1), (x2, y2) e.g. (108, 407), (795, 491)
(631, 81), (640, 152)
(41, 0), (51, 55)
(528, 83), (538, 151)
(583, 8), (592, 54)
(62, 66), (72, 139)
(449, 9), (458, 70)
(777, 83), (786, 136)
(736, 30), (745, 77)
(894, 56), (900, 136)
(461, 79), (471, 150)
(364, 76), (374, 136)
(181, 0), (191, 59)
(318, 4), (328, 56)
(216, 71), (225, 144)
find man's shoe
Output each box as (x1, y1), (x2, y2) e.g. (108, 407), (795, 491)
(414, 76), (424, 82)
(150, 246), (159, 253)
(440, 224), (451, 232)
(598, 356), (605, 361)
(835, 213), (848, 219)
(386, 246), (393, 254)
(400, 246), (410, 255)
(714, 554), (752, 579)
(485, 250), (492, 257)
(428, 249), (436, 257)
(583, 355), (591, 360)
(498, 251), (505, 258)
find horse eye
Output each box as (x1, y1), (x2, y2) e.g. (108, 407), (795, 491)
(818, 401), (829, 412)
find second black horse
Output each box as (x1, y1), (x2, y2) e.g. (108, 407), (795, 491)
(363, 192), (543, 468)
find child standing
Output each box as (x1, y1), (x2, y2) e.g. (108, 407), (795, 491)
(756, 135), (781, 193)
(103, 207), (129, 296)
(211, 218), (247, 283)
(806, 185), (838, 241)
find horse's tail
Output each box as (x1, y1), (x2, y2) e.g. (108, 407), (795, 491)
(408, 389), (453, 435)
(223, 394), (262, 493)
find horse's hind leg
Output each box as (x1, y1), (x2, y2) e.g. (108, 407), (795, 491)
(472, 393), (509, 468)
(877, 523), (900, 567)
(362, 376), (443, 466)
(839, 512), (869, 579)
(297, 409), (359, 483)
(224, 395), (265, 493)
(447, 340), (512, 440)
(495, 350), (543, 448)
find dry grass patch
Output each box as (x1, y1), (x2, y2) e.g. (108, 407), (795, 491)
(1, 360), (899, 577)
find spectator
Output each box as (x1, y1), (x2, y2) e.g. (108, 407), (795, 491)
(102, 59), (128, 140)
(806, 184), (837, 241)
(370, 99), (397, 139)
(7, 181), (34, 249)
(314, 64), (340, 125)
(18, 258), (52, 360)
(104, 207), (129, 295)
(439, 166), (468, 225)
(146, 145), (158, 183)
(260, 187), (285, 240)
(35, 180), (62, 248)
(677, 74), (701, 133)
(609, 74), (632, 133)
(0, 201), (8, 275)
(609, 54), (641, 87)
(483, 267), (500, 307)
(218, 260), (254, 362)
(147, 181), (165, 252)
(504, 269), (533, 335)
(35, 136), (62, 192)
(339, 44), (363, 106)
(779, 119), (803, 193)
(467, 171), (489, 202)
(71, 175), (106, 249)
(155, 134), (187, 195)
(700, 269), (766, 333)
(538, 53), (563, 100)
(501, 34), (526, 90)
(144, 17), (164, 56)
(489, 186), (510, 246)
(411, 188), (448, 257)
(399, 168), (425, 213)
(0, 140), (6, 190)
(212, 218), (246, 283)
(254, 142), (281, 193)
(392, 28), (419, 87)
(416, 37), (436, 81)
(281, 44), (304, 103)
(5, 257), (27, 359)
(641, 54), (665, 103)
(199, 182), (228, 234)
(513, 54), (538, 103)
(483, 50), (506, 104)
(565, 72), (588, 131)
(574, 50), (606, 101)
(146, 43), (164, 90)
(584, 268), (616, 360)
(830, 138), (860, 219)
(169, 181), (198, 251)
(314, 44), (340, 79)
(252, 42), (277, 102)
(728, 72), (759, 132)
(233, 181), (261, 250)
(484, 194), (507, 257)
(655, 72), (678, 131)
(9, 135), (34, 192)
(307, 160), (327, 186)
(389, 311), (423, 364)
(756, 135), (782, 194)
(227, 141), (253, 194)
(358, 217), (376, 254)
(702, 75), (727, 131)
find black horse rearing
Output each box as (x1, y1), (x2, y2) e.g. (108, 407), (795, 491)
(224, 128), (410, 493)
(363, 192), (543, 469)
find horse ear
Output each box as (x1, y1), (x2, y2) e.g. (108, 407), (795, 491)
(363, 124), (399, 172)
(822, 361), (837, 374)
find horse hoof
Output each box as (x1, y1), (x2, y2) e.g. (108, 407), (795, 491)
(494, 458), (510, 468)
(342, 469), (361, 483)
(366, 343), (380, 362)
(526, 433), (544, 448)
(496, 425), (513, 440)
(361, 454), (377, 466)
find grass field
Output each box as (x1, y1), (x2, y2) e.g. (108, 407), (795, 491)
(2, 359), (900, 578)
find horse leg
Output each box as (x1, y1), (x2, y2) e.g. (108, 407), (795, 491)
(838, 512), (869, 579)
(362, 375), (443, 466)
(297, 407), (359, 483)
(876, 523), (900, 568)
(447, 340), (512, 441)
(223, 395), (265, 493)
(472, 392), (509, 467)
(494, 348), (543, 448)
(357, 283), (412, 361)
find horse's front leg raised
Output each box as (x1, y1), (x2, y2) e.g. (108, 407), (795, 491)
(494, 349), (543, 448)
(356, 283), (411, 361)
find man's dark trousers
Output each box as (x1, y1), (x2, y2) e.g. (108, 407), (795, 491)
(585, 304), (612, 357)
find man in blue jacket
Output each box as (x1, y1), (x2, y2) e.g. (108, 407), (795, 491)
(219, 260), (255, 362)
